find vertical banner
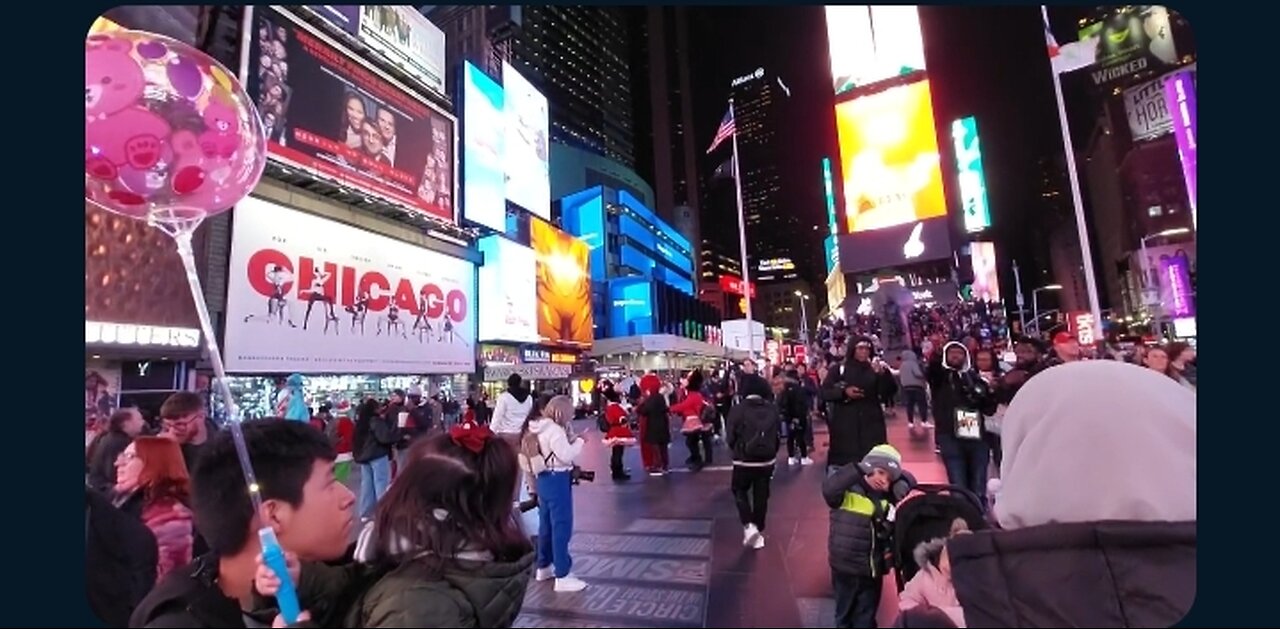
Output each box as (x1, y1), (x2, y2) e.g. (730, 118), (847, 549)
(1158, 254), (1194, 318)
(1163, 70), (1197, 224)
(951, 116), (992, 233)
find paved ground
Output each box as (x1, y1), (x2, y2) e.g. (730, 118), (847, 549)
(512, 408), (947, 629)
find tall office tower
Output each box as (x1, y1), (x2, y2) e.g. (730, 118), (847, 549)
(630, 7), (701, 236)
(427, 6), (636, 168)
(727, 67), (806, 283)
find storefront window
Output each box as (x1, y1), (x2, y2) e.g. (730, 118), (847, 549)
(211, 374), (469, 421)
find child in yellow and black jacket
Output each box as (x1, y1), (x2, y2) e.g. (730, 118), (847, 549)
(823, 444), (916, 628)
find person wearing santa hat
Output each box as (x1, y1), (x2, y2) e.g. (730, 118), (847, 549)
(635, 373), (671, 476)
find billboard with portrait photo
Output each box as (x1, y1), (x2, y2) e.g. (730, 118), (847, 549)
(835, 78), (946, 233)
(247, 8), (455, 223)
(502, 62), (551, 219)
(530, 219), (593, 348)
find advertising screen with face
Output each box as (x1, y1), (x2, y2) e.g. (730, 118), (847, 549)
(247, 9), (456, 222)
(825, 5), (926, 96)
(836, 78), (946, 233)
(477, 235), (539, 343)
(462, 62), (507, 231)
(530, 218), (594, 348)
(502, 62), (550, 219)
(224, 197), (476, 374)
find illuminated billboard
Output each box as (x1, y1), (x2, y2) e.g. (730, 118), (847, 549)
(970, 241), (1001, 302)
(558, 187), (607, 281)
(835, 78), (946, 233)
(462, 62), (506, 231)
(530, 218), (594, 348)
(477, 235), (539, 343)
(825, 5), (926, 96)
(502, 62), (550, 218)
(951, 116), (992, 233)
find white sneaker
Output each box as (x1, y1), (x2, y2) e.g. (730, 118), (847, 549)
(800, 457), (814, 466)
(924, 420), (935, 428)
(554, 575), (588, 592)
(752, 533), (766, 550)
(535, 566), (555, 582)
(788, 457), (799, 466)
(743, 523), (761, 547)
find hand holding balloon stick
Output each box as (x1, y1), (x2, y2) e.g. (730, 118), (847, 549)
(86, 29), (299, 624)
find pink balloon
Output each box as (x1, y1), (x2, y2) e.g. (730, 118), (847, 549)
(85, 30), (266, 226)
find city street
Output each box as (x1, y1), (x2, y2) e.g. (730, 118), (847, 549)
(507, 410), (944, 628)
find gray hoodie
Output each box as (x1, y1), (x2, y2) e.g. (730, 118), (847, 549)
(899, 350), (927, 389)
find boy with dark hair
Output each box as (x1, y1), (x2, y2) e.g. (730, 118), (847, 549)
(130, 419), (356, 628)
(824, 444), (916, 628)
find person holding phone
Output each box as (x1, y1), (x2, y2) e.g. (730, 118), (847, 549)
(821, 338), (887, 476)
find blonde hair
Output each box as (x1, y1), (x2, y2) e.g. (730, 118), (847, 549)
(543, 395), (575, 428)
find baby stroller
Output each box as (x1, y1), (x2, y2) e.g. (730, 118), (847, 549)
(892, 483), (988, 590)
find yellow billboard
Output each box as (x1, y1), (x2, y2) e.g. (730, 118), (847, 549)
(836, 78), (947, 233)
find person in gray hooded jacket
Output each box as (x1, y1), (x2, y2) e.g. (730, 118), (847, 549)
(898, 350), (929, 428)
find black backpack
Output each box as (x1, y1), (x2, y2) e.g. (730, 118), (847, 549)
(739, 402), (780, 462)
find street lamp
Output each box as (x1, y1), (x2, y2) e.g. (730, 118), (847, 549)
(1031, 284), (1062, 337)
(1138, 227), (1192, 337)
(794, 291), (811, 345)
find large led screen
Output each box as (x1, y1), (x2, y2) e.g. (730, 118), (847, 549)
(247, 9), (456, 222)
(836, 79), (946, 233)
(970, 241), (1001, 302)
(477, 235), (539, 343)
(502, 62), (551, 219)
(531, 219), (593, 348)
(825, 5), (926, 96)
(462, 62), (506, 231)
(558, 187), (606, 281)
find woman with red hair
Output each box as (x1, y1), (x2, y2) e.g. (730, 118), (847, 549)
(114, 436), (194, 579)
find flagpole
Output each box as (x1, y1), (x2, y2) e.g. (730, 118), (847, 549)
(1043, 5), (1103, 335)
(728, 98), (756, 359)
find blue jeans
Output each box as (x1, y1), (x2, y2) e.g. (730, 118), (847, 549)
(358, 456), (391, 519)
(902, 387), (928, 424)
(536, 471), (575, 577)
(936, 434), (990, 510)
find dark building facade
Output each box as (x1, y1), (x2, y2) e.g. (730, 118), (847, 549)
(426, 6), (637, 169)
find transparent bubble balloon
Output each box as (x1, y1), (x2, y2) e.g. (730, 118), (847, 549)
(85, 29), (266, 229)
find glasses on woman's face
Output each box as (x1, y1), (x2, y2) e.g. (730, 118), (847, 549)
(117, 450), (138, 464)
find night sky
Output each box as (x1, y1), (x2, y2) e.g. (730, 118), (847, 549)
(689, 5), (1094, 303)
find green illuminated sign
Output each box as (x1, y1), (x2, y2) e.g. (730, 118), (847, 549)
(951, 116), (991, 233)
(822, 157), (837, 234)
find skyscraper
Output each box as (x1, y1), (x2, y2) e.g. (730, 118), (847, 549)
(426, 6), (636, 169)
(727, 67), (804, 281)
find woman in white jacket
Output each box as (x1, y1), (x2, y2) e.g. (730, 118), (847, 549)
(491, 373), (534, 436)
(519, 395), (587, 593)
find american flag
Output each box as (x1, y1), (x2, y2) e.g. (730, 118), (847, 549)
(1042, 6), (1095, 74)
(705, 107), (735, 154)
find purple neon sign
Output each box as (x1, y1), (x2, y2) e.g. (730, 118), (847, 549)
(1164, 71), (1197, 225)
(1158, 255), (1194, 318)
